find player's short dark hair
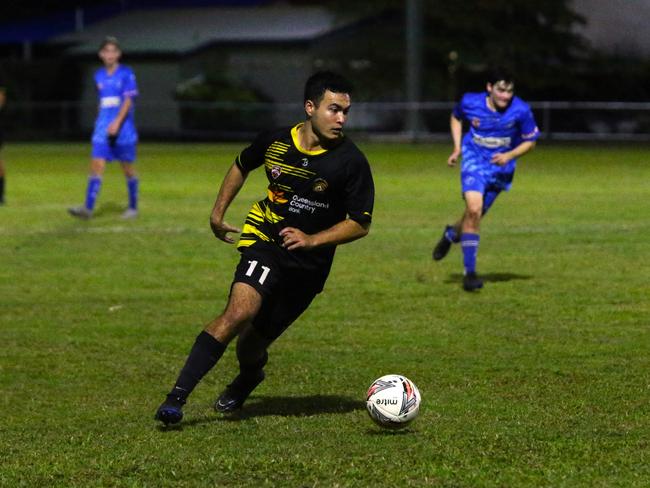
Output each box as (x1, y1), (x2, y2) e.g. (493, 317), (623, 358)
(304, 71), (353, 105)
(487, 66), (515, 86)
(99, 36), (120, 51)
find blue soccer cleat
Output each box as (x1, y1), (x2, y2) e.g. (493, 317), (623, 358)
(155, 395), (185, 425)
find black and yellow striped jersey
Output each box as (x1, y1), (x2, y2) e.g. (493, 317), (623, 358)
(235, 123), (374, 277)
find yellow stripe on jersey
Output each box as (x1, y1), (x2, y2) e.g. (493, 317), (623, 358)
(247, 202), (284, 224)
(247, 202), (265, 222)
(267, 145), (289, 156)
(262, 203), (284, 224)
(237, 201), (285, 248)
(266, 142), (290, 158)
(239, 223), (271, 242)
(237, 239), (257, 248)
(270, 141), (290, 149)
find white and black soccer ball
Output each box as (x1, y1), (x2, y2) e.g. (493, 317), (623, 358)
(366, 374), (421, 428)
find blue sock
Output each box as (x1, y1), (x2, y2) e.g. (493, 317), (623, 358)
(460, 233), (480, 274)
(85, 176), (102, 211)
(127, 177), (139, 210)
(444, 225), (459, 243)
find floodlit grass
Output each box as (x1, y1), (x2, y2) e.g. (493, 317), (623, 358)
(1, 141), (649, 487)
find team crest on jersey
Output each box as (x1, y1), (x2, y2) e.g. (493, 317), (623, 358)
(312, 178), (328, 192)
(271, 165), (282, 179)
(471, 118), (481, 128)
(301, 158), (309, 167)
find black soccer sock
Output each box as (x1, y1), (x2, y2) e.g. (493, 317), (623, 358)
(169, 331), (226, 402)
(0, 176), (5, 203)
(239, 350), (268, 379)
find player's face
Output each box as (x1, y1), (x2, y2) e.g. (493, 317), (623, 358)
(487, 80), (514, 111)
(306, 90), (351, 142)
(99, 44), (121, 67)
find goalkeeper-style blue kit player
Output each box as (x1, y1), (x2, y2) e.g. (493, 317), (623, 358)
(433, 67), (539, 291)
(69, 36), (139, 220)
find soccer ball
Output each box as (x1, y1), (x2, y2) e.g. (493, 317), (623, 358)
(366, 374), (421, 428)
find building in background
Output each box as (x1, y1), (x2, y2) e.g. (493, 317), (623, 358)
(51, 5), (364, 137)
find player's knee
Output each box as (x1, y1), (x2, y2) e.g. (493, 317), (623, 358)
(466, 206), (482, 223)
(222, 304), (255, 328)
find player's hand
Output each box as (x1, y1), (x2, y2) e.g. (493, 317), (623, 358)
(279, 227), (315, 251)
(491, 152), (512, 166)
(447, 149), (461, 167)
(210, 219), (241, 244)
(107, 120), (121, 136)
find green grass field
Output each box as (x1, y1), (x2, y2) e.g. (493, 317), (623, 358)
(1, 141), (649, 487)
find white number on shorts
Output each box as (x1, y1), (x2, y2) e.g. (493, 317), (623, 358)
(245, 260), (271, 285)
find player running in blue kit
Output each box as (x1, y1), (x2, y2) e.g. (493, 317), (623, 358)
(69, 36), (139, 219)
(432, 67), (539, 291)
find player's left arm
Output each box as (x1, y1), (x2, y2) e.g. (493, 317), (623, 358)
(491, 140), (536, 166)
(491, 104), (539, 166)
(107, 97), (133, 136)
(108, 69), (138, 136)
(281, 151), (374, 251)
(280, 219), (370, 251)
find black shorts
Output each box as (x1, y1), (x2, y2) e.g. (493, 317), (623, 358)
(232, 245), (325, 340)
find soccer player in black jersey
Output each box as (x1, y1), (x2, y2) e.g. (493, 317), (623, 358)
(155, 71), (375, 425)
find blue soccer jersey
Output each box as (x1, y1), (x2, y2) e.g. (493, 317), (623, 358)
(92, 65), (138, 146)
(453, 92), (539, 190)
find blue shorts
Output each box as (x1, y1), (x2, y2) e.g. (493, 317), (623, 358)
(460, 171), (508, 215)
(92, 142), (137, 163)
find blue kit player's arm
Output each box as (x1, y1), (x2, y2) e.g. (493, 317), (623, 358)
(107, 97), (133, 138)
(107, 69), (138, 139)
(491, 103), (540, 166)
(447, 113), (463, 167)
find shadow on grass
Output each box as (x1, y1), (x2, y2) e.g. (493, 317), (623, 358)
(444, 272), (532, 284)
(158, 394), (364, 430)
(92, 201), (127, 217)
(366, 427), (417, 436)
(224, 394), (364, 420)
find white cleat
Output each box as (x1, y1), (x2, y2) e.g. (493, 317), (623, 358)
(121, 208), (139, 219)
(68, 206), (92, 220)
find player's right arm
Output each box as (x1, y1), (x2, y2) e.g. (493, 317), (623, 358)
(209, 163), (247, 243)
(447, 114), (463, 167)
(210, 130), (269, 243)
